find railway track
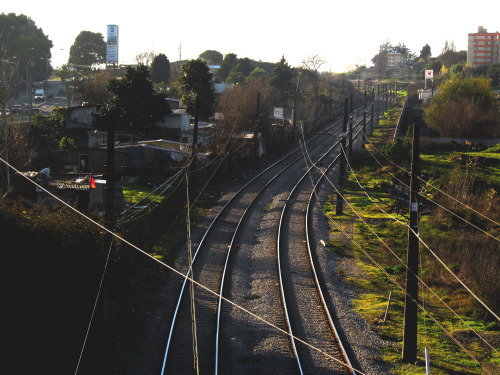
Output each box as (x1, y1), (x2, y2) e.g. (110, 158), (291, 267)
(160, 101), (378, 374)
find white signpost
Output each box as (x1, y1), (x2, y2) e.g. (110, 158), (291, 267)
(425, 69), (433, 89)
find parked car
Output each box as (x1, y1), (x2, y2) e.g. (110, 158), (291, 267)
(1, 108), (10, 117)
(32, 107), (43, 115)
(11, 104), (22, 114)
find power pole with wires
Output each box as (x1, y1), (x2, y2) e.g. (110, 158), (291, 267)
(336, 98), (349, 215)
(402, 123), (420, 363)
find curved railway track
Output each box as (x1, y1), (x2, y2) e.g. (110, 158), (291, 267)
(160, 101), (378, 374)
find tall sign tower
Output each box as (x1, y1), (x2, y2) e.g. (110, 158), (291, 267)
(106, 25), (119, 65)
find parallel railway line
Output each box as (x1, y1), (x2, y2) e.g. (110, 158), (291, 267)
(159, 101), (378, 374)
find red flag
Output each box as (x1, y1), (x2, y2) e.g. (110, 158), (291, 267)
(89, 174), (96, 189)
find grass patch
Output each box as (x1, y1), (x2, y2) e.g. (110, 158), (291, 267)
(323, 97), (500, 374)
(122, 183), (165, 207)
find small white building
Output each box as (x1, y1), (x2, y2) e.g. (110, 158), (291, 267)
(154, 108), (190, 139)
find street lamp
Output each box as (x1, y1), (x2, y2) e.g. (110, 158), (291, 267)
(26, 56), (46, 127)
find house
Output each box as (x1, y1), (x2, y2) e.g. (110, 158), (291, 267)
(16, 169), (122, 212)
(66, 105), (99, 129)
(113, 139), (191, 173)
(57, 148), (129, 174)
(181, 122), (216, 146)
(154, 108), (190, 140)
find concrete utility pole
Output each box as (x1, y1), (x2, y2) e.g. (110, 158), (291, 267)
(403, 123), (420, 363)
(336, 98), (349, 215)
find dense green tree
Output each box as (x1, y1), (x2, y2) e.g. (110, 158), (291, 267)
(419, 44), (432, 61)
(97, 65), (171, 135)
(271, 56), (294, 98)
(248, 67), (266, 82)
(232, 58), (254, 77)
(68, 31), (106, 67)
(215, 53), (237, 82)
(449, 63), (465, 76)
(179, 59), (215, 122)
(199, 50), (223, 65)
(424, 77), (498, 138)
(226, 71), (245, 84)
(32, 107), (68, 133)
(427, 60), (443, 76)
(151, 53), (171, 84)
(0, 13), (52, 80)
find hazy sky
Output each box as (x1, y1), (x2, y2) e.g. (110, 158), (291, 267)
(3, 1), (500, 72)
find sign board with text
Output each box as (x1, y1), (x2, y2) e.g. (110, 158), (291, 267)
(106, 25), (119, 64)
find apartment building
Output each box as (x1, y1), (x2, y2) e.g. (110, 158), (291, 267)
(467, 26), (500, 65)
(386, 50), (407, 69)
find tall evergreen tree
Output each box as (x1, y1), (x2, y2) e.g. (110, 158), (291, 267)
(151, 53), (171, 84)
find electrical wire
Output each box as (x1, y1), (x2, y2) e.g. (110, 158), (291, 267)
(363, 130), (500, 230)
(74, 236), (114, 375)
(339, 145), (500, 355)
(0, 153), (367, 375)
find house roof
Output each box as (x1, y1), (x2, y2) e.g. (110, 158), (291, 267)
(171, 108), (188, 116)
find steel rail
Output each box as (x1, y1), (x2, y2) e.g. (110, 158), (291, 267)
(276, 109), (369, 373)
(305, 153), (356, 375)
(276, 134), (346, 373)
(161, 118), (343, 374)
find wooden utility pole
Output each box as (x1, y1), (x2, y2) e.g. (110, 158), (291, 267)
(292, 72), (302, 142)
(1, 99), (10, 190)
(370, 89), (375, 133)
(102, 115), (116, 334)
(189, 94), (200, 200)
(362, 109), (366, 148)
(254, 92), (261, 157)
(336, 98), (348, 215)
(402, 123), (420, 363)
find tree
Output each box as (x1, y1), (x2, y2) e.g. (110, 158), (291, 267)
(75, 69), (111, 104)
(486, 63), (500, 88)
(0, 13), (53, 80)
(215, 53), (237, 82)
(271, 56), (294, 99)
(134, 51), (155, 66)
(438, 40), (460, 69)
(68, 31), (106, 66)
(199, 50), (223, 65)
(97, 64), (171, 135)
(151, 53), (171, 84)
(419, 44), (432, 62)
(32, 106), (68, 134)
(217, 76), (273, 147)
(0, 117), (35, 176)
(371, 40), (391, 78)
(427, 60), (443, 77)
(179, 59), (215, 122)
(301, 54), (325, 112)
(424, 77), (498, 138)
